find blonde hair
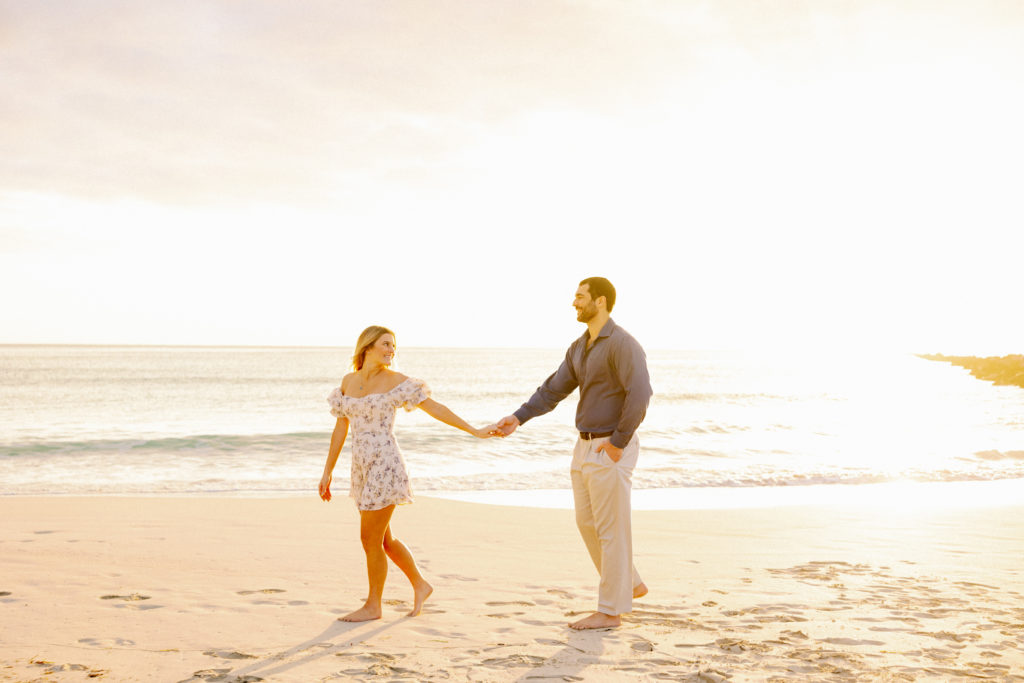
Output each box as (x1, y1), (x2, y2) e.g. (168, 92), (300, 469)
(352, 325), (396, 370)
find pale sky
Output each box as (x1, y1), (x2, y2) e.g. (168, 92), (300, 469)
(2, 1), (1022, 353)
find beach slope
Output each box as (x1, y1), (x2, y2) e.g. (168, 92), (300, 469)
(2, 495), (1023, 681)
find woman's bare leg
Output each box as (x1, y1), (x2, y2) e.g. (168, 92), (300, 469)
(340, 505), (395, 622)
(382, 525), (433, 616)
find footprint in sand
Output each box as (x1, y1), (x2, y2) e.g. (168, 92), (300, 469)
(820, 637), (886, 646)
(339, 664), (415, 677)
(101, 593), (150, 601)
(336, 652), (418, 677)
(79, 637), (135, 647)
(916, 631), (982, 643)
(236, 589), (286, 595)
(774, 630), (810, 645)
(183, 669), (264, 682)
(203, 650), (258, 660)
(482, 643), (530, 652)
(438, 574), (478, 582)
(631, 639), (655, 652)
(535, 638), (586, 654)
(335, 651), (398, 663)
(31, 660), (110, 678)
(100, 593), (162, 611)
(486, 601), (535, 607)
(418, 607), (446, 615)
(534, 638), (566, 647)
(100, 589), (162, 610)
(715, 638), (772, 654)
(480, 654), (545, 668)
(546, 589), (574, 599)
(0, 591), (12, 597)
(629, 609), (712, 630)
(922, 647), (959, 662)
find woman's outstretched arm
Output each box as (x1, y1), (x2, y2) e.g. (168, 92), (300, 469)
(417, 399), (492, 438)
(320, 416), (349, 501)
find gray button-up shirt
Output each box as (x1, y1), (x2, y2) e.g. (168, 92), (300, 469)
(514, 319), (653, 449)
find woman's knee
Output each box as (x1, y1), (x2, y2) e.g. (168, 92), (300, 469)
(360, 523), (386, 550)
(360, 532), (384, 551)
(382, 534), (397, 553)
(358, 506), (395, 550)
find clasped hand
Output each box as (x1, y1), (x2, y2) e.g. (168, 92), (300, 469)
(484, 415), (519, 438)
(484, 417), (622, 461)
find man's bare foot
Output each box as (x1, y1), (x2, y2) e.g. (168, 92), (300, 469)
(338, 603), (382, 622)
(407, 580), (433, 617)
(569, 611), (621, 630)
(633, 582), (648, 599)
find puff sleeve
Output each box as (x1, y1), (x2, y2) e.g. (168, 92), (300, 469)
(327, 387), (346, 418)
(397, 378), (430, 412)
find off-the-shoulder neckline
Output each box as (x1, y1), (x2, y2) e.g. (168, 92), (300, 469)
(340, 377), (412, 400)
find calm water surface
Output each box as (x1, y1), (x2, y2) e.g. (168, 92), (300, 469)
(1, 345), (1022, 504)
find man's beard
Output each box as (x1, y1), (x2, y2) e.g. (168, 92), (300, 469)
(576, 303), (597, 322)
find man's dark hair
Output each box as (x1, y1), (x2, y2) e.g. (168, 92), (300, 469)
(579, 277), (616, 312)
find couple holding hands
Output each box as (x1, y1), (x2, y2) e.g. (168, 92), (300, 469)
(319, 277), (653, 630)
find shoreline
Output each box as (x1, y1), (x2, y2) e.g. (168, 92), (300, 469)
(3, 477), (1022, 511)
(2, 494), (1023, 681)
(426, 477), (1024, 510)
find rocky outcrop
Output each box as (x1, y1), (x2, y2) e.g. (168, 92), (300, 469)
(919, 354), (1024, 389)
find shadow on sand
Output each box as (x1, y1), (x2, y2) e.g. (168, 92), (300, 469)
(204, 618), (399, 681)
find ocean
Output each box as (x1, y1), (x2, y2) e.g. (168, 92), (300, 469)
(1, 345), (1022, 507)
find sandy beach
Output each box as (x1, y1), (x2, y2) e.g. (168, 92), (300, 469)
(2, 493), (1023, 682)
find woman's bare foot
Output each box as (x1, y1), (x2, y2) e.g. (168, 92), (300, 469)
(407, 580), (433, 617)
(633, 582), (648, 599)
(569, 611), (621, 630)
(339, 603), (382, 622)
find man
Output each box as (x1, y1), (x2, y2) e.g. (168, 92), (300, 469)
(492, 277), (653, 630)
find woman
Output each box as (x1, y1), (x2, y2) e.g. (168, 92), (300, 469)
(319, 325), (493, 622)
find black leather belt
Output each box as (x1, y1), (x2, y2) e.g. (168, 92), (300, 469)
(579, 431), (614, 440)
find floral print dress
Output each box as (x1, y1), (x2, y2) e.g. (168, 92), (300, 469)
(327, 378), (430, 511)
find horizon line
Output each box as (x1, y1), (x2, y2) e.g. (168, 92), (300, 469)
(0, 341), (992, 355)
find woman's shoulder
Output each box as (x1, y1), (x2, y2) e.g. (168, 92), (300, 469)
(387, 372), (411, 390)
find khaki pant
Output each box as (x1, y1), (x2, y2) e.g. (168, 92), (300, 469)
(571, 434), (643, 616)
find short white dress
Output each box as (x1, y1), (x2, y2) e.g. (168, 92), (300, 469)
(327, 377), (430, 511)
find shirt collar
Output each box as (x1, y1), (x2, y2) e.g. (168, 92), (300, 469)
(578, 318), (617, 344)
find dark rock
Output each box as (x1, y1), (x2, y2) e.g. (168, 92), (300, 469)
(919, 354), (1024, 389)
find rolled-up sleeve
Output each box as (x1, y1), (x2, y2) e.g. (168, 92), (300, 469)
(514, 348), (579, 425)
(610, 338), (653, 448)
